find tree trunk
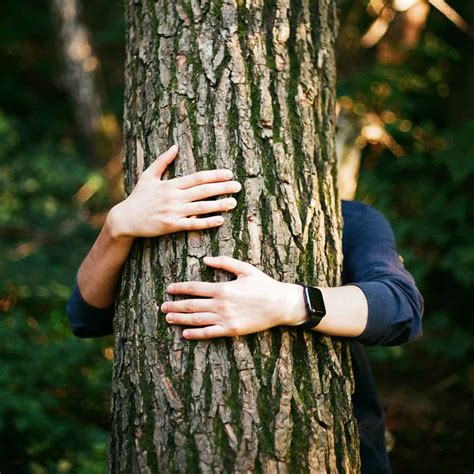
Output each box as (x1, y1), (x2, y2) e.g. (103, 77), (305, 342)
(51, 0), (102, 155)
(336, 110), (361, 201)
(110, 1), (360, 472)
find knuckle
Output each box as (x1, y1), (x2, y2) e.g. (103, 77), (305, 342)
(195, 201), (207, 213)
(207, 218), (220, 228)
(191, 313), (202, 325)
(194, 172), (206, 185)
(160, 206), (173, 217)
(201, 184), (212, 195)
(218, 285), (231, 298)
(215, 199), (227, 211)
(187, 219), (199, 230)
(227, 321), (241, 336)
(161, 215), (175, 228)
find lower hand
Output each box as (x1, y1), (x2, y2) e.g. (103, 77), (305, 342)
(108, 145), (242, 239)
(161, 256), (307, 339)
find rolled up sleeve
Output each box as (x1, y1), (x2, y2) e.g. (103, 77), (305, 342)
(66, 277), (114, 338)
(342, 201), (424, 346)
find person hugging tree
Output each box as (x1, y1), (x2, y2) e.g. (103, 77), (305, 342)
(67, 145), (423, 473)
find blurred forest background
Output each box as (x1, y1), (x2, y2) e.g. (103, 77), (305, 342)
(0, 0), (472, 472)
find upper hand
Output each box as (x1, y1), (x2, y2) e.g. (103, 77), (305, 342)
(108, 145), (242, 238)
(161, 256), (307, 340)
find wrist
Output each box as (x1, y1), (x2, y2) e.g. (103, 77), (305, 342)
(106, 203), (135, 243)
(278, 283), (308, 327)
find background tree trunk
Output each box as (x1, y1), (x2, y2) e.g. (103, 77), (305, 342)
(110, 0), (360, 472)
(51, 0), (102, 156)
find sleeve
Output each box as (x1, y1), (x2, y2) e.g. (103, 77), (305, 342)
(66, 277), (115, 338)
(342, 202), (424, 346)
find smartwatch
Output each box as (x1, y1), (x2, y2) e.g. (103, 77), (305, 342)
(299, 285), (326, 329)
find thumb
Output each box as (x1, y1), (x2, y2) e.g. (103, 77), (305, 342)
(203, 256), (260, 277)
(146, 144), (179, 178)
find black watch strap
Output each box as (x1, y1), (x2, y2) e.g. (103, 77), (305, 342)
(299, 285), (326, 329)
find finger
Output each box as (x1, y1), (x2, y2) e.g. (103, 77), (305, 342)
(146, 144), (178, 178)
(182, 325), (227, 340)
(161, 298), (214, 314)
(182, 198), (237, 216)
(203, 255), (260, 277)
(179, 215), (225, 231)
(172, 169), (234, 189)
(183, 181), (242, 202)
(167, 281), (223, 297)
(165, 312), (220, 326)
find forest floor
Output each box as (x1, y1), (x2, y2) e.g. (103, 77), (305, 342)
(373, 356), (472, 473)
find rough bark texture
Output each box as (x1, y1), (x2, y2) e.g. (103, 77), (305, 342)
(110, 1), (360, 472)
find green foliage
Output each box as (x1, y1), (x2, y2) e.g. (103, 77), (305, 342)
(358, 122), (474, 360)
(337, 2), (474, 364)
(0, 307), (111, 472)
(0, 0), (123, 470)
(0, 109), (113, 472)
(337, 4), (473, 468)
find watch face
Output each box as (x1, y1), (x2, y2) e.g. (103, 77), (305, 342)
(305, 286), (326, 316)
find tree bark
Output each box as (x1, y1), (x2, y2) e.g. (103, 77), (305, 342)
(110, 1), (360, 472)
(51, 0), (102, 154)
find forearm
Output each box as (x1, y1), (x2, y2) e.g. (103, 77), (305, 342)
(77, 206), (134, 308)
(67, 146), (244, 340)
(283, 283), (368, 338)
(162, 256), (371, 340)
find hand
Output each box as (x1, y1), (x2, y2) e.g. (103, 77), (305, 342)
(107, 145), (242, 239)
(161, 256), (308, 339)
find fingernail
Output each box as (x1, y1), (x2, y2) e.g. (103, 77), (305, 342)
(182, 330), (189, 338)
(161, 303), (167, 312)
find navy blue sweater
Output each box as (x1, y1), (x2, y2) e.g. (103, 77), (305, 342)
(66, 199), (424, 473)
